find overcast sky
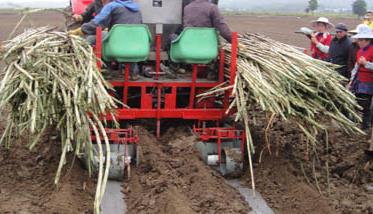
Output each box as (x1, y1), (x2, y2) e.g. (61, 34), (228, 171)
(0, 0), (370, 11)
(0, 0), (69, 2)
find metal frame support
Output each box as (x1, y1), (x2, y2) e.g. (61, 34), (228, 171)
(95, 26), (102, 70)
(189, 65), (198, 109)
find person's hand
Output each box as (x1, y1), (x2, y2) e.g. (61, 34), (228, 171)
(72, 14), (83, 22)
(68, 28), (84, 36)
(359, 56), (368, 66)
(237, 42), (246, 51)
(310, 32), (318, 44)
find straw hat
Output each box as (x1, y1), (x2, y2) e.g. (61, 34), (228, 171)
(311, 17), (334, 28)
(348, 24), (366, 35)
(352, 24), (373, 39)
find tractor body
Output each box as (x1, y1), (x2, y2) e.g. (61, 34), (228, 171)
(73, 0), (245, 180)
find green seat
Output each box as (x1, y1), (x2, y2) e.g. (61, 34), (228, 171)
(170, 27), (219, 64)
(102, 24), (152, 63)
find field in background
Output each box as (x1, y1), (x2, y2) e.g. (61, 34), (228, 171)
(225, 14), (359, 50)
(0, 11), (360, 52)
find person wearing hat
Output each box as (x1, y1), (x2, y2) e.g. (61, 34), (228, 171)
(363, 11), (373, 29)
(349, 24), (373, 130)
(348, 25), (362, 76)
(310, 17), (333, 61)
(328, 23), (352, 79)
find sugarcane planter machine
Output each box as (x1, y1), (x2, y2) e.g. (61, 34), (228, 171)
(73, 0), (247, 180)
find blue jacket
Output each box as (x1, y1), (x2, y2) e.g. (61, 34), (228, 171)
(82, 0), (142, 35)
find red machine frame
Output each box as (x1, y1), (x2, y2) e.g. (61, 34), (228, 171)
(193, 123), (245, 162)
(91, 128), (139, 144)
(95, 27), (239, 139)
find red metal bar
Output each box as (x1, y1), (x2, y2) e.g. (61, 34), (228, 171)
(218, 48), (225, 83)
(95, 26), (102, 70)
(156, 34), (161, 80)
(241, 132), (245, 160)
(91, 128), (139, 144)
(156, 83), (161, 138)
(230, 32), (238, 86)
(123, 63), (130, 105)
(217, 130), (222, 162)
(224, 32), (238, 110)
(189, 65), (198, 108)
(155, 34), (162, 136)
(165, 87), (176, 109)
(110, 81), (218, 88)
(108, 109), (226, 120)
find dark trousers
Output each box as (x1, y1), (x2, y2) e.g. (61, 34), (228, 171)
(356, 93), (373, 129)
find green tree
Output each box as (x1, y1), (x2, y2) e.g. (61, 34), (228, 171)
(353, 0), (367, 17)
(308, 0), (318, 12)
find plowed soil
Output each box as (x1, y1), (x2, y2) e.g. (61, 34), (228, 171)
(244, 116), (373, 214)
(124, 126), (250, 214)
(0, 138), (96, 213)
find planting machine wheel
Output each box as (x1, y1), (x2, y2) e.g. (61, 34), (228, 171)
(85, 128), (140, 181)
(220, 148), (244, 177)
(193, 126), (246, 178)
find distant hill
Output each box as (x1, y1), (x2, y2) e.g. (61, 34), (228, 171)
(219, 0), (372, 12)
(0, 0), (372, 12)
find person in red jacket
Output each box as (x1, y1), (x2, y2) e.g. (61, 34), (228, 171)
(349, 24), (373, 130)
(310, 17), (333, 61)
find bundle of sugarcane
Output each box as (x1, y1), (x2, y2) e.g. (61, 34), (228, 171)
(231, 33), (361, 138)
(199, 33), (362, 192)
(0, 27), (117, 213)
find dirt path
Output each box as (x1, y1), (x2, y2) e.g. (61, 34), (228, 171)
(124, 126), (251, 214)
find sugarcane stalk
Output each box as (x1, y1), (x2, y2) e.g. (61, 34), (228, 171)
(0, 27), (119, 214)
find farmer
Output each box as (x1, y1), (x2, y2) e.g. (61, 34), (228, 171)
(72, 0), (104, 23)
(363, 11), (373, 29)
(348, 25), (362, 77)
(69, 0), (142, 80)
(310, 17), (333, 61)
(183, 0), (233, 43)
(328, 23), (352, 79)
(68, 0), (142, 45)
(349, 24), (373, 131)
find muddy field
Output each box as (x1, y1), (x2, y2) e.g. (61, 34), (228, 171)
(0, 11), (371, 214)
(247, 117), (373, 214)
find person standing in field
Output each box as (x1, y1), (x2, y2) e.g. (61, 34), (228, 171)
(363, 11), (373, 29)
(349, 24), (373, 131)
(309, 17), (333, 61)
(348, 25), (362, 78)
(328, 23), (352, 79)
